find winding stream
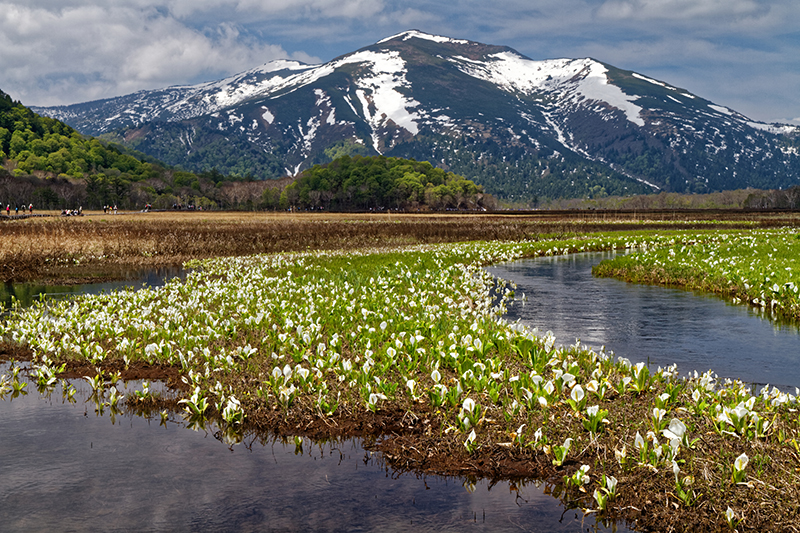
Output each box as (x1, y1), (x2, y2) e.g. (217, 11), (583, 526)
(5, 250), (798, 531)
(488, 251), (800, 391)
(1, 263), (626, 533)
(1, 266), (188, 310)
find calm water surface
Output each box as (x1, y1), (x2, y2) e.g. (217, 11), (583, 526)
(488, 252), (800, 391)
(0, 371), (624, 532)
(0, 267), (188, 310)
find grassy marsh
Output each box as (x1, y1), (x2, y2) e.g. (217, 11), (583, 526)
(2, 227), (800, 532)
(0, 215), (800, 531)
(1, 209), (795, 284)
(594, 229), (800, 321)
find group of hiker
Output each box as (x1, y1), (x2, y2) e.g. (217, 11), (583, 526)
(4, 204), (33, 216)
(61, 207), (83, 216)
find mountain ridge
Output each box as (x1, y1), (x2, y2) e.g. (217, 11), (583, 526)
(33, 30), (800, 201)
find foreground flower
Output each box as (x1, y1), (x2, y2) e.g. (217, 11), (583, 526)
(732, 452), (749, 483)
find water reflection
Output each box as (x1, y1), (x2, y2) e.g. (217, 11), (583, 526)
(0, 366), (629, 532)
(488, 252), (800, 390)
(1, 267), (188, 310)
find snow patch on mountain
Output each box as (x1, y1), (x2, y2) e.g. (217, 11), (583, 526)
(340, 50), (421, 148)
(571, 62), (645, 127)
(450, 52), (645, 127)
(379, 30), (470, 46)
(746, 121), (798, 135)
(632, 72), (678, 91)
(709, 104), (732, 115)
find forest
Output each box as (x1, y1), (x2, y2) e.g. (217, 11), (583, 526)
(0, 89), (279, 211)
(280, 155), (496, 211)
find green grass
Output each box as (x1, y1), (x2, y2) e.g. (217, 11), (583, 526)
(594, 228), (800, 320)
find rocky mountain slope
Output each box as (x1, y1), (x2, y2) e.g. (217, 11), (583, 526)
(35, 30), (800, 201)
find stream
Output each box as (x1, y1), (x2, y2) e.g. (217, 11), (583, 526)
(5, 250), (798, 531)
(488, 251), (800, 392)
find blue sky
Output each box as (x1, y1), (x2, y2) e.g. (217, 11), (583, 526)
(2, 0), (798, 124)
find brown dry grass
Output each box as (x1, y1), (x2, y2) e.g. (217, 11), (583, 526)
(1, 209), (798, 284)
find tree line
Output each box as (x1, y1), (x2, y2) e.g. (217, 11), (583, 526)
(280, 155), (496, 211)
(1, 90), (495, 213)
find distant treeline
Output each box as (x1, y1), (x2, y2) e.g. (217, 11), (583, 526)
(279, 155), (496, 211)
(548, 187), (800, 210)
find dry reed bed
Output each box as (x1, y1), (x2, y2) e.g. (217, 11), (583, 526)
(0, 210), (789, 283)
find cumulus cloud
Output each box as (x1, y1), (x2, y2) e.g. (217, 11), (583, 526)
(0, 2), (319, 105)
(1, 0), (798, 123)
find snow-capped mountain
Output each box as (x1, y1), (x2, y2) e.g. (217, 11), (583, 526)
(35, 30), (800, 200)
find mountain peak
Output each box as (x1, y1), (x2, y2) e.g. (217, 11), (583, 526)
(376, 30), (473, 46)
(32, 31), (800, 200)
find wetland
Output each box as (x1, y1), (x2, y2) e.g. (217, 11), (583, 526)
(3, 211), (800, 532)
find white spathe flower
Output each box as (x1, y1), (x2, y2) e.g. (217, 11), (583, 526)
(661, 418), (687, 441)
(615, 445), (627, 463)
(538, 396), (548, 408)
(669, 437), (681, 457)
(717, 408), (733, 425)
(431, 369), (441, 383)
(586, 405), (599, 417)
(462, 397), (476, 414)
(586, 380), (599, 393)
(465, 428), (477, 448)
(570, 384), (585, 403)
(578, 464), (591, 484)
(734, 453), (749, 472)
(634, 431), (645, 451)
(732, 404), (749, 421)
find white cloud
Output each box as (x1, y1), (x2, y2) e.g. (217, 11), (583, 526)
(592, 0), (798, 36)
(0, 0), (797, 124)
(0, 2), (319, 105)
